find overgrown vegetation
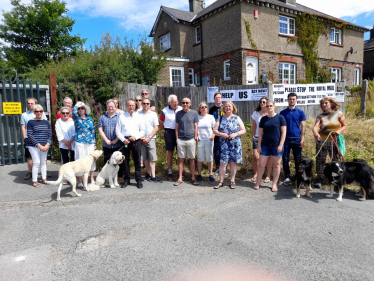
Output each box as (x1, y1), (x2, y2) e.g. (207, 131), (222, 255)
(243, 19), (258, 51)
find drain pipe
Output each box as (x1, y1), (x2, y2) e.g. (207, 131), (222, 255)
(199, 21), (203, 86)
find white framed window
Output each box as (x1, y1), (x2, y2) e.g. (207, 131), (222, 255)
(224, 60), (230, 80)
(354, 68), (360, 86)
(279, 16), (295, 36)
(170, 66), (185, 86)
(195, 72), (200, 86)
(330, 28), (342, 45)
(195, 26), (201, 43)
(160, 33), (171, 51)
(189, 68), (194, 85)
(279, 63), (295, 84)
(330, 67), (342, 82)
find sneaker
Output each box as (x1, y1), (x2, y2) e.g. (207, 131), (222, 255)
(150, 177), (163, 183)
(143, 174), (151, 181)
(314, 180), (322, 189)
(215, 169), (219, 176)
(284, 178), (290, 185)
(225, 170), (229, 176)
(197, 175), (203, 181)
(209, 175), (215, 182)
(24, 172), (32, 180)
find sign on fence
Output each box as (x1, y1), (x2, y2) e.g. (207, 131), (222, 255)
(273, 83), (344, 106)
(2, 102), (22, 114)
(207, 87), (268, 103)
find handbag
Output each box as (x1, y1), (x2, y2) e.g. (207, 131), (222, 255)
(337, 134), (345, 156)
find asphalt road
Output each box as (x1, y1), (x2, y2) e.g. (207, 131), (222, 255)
(1, 162), (374, 281)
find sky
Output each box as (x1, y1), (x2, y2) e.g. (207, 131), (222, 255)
(0, 0), (373, 49)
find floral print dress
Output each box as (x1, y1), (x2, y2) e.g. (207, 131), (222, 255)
(219, 115), (242, 164)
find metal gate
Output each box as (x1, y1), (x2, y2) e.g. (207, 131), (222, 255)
(0, 78), (51, 165)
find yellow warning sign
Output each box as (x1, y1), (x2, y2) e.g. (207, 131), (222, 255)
(3, 102), (22, 114)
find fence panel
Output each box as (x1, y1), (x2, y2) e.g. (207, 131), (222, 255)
(0, 79), (51, 165)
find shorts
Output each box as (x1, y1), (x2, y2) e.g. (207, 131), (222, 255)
(177, 139), (196, 159)
(260, 144), (284, 157)
(164, 129), (177, 151)
(141, 139), (158, 161)
(25, 147), (31, 159)
(252, 137), (258, 150)
(75, 142), (96, 171)
(197, 139), (214, 162)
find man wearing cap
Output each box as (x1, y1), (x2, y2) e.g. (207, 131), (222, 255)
(159, 94), (182, 179)
(116, 99), (145, 189)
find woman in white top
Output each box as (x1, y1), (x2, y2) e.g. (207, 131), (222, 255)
(250, 97), (272, 183)
(196, 102), (216, 182)
(135, 95), (143, 112)
(55, 106), (76, 164)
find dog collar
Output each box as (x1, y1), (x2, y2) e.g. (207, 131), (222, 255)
(107, 160), (118, 167)
(90, 155), (98, 161)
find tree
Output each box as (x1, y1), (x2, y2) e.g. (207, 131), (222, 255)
(0, 0), (86, 74)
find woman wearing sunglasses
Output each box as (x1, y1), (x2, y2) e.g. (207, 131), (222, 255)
(55, 106), (75, 168)
(135, 95), (143, 112)
(196, 101), (216, 182)
(253, 100), (286, 192)
(26, 104), (52, 187)
(250, 97), (272, 184)
(72, 101), (97, 187)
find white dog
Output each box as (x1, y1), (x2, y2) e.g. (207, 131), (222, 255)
(88, 151), (125, 191)
(47, 150), (103, 201)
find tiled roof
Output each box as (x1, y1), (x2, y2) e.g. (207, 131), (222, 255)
(158, 0), (368, 31)
(364, 38), (374, 51)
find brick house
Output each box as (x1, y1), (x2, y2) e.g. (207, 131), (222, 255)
(364, 26), (374, 81)
(150, 0), (368, 87)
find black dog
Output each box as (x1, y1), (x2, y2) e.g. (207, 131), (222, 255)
(324, 160), (374, 201)
(296, 156), (314, 198)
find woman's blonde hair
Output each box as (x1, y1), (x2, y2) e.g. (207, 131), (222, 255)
(221, 101), (238, 114)
(319, 97), (341, 112)
(266, 100), (276, 106)
(32, 104), (43, 113)
(112, 98), (120, 109)
(198, 101), (208, 115)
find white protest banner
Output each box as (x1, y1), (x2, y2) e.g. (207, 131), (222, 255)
(207, 87), (219, 103)
(334, 92), (345, 103)
(207, 88), (268, 102)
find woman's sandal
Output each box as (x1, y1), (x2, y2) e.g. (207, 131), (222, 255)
(32, 182), (41, 188)
(214, 182), (224, 189)
(230, 182), (236, 189)
(264, 178), (271, 183)
(272, 187), (278, 192)
(42, 180), (49, 185)
(250, 176), (257, 183)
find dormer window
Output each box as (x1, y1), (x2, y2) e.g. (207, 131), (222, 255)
(330, 28), (342, 45)
(160, 33), (171, 51)
(195, 26), (201, 43)
(279, 16), (295, 36)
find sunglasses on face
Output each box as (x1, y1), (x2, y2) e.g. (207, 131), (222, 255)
(136, 99), (142, 102)
(143, 103), (150, 105)
(260, 101), (266, 104)
(34, 110), (43, 113)
(182, 102), (189, 104)
(78, 107), (86, 110)
(61, 112), (69, 115)
(200, 106), (207, 109)
(266, 105), (273, 108)
(141, 93), (148, 96)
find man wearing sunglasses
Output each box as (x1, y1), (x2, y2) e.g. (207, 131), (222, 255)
(174, 98), (199, 186)
(280, 93), (306, 185)
(139, 98), (161, 182)
(21, 97), (48, 180)
(116, 99), (145, 189)
(141, 90), (156, 111)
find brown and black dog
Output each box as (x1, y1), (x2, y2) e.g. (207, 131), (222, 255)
(296, 156), (314, 198)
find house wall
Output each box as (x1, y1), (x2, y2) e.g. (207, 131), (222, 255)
(156, 60), (189, 87)
(364, 49), (374, 80)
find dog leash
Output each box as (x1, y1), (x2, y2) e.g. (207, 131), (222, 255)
(312, 131), (333, 160)
(331, 134), (346, 162)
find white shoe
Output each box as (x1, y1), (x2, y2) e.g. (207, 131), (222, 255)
(91, 181), (96, 185)
(215, 169), (219, 175)
(225, 170), (229, 176)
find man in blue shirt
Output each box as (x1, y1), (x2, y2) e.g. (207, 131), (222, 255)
(280, 93), (306, 185)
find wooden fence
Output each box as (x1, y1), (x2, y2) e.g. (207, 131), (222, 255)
(116, 81), (347, 122)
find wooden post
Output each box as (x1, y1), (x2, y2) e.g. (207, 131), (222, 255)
(267, 81), (273, 100)
(49, 73), (58, 156)
(360, 79), (368, 116)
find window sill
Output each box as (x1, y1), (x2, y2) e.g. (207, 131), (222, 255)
(193, 42), (201, 47)
(224, 78), (231, 81)
(279, 34), (298, 39)
(330, 43), (344, 48)
(163, 48), (171, 53)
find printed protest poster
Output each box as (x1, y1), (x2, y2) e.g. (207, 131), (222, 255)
(207, 87), (219, 103)
(334, 92), (345, 103)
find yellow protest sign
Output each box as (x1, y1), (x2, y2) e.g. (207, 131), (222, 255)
(3, 102), (22, 114)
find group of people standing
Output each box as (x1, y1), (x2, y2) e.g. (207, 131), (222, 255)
(22, 89), (346, 191)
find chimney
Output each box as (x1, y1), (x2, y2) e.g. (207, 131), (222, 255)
(371, 26), (374, 40)
(189, 0), (204, 13)
(279, 0), (297, 5)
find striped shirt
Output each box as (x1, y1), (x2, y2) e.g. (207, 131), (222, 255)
(98, 112), (121, 149)
(21, 110), (47, 137)
(27, 120), (52, 147)
(72, 106), (96, 145)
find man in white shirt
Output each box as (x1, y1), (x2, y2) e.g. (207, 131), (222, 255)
(139, 98), (161, 182)
(116, 99), (145, 188)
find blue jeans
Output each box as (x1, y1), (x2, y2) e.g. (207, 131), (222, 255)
(282, 138), (302, 179)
